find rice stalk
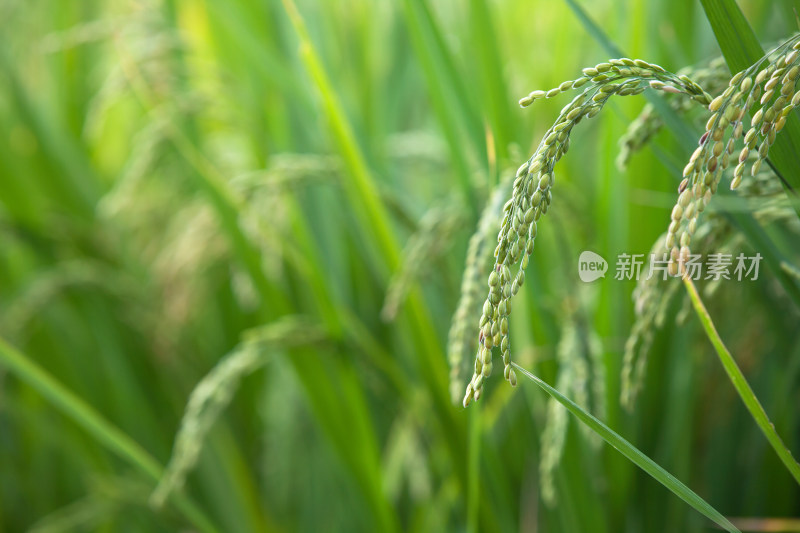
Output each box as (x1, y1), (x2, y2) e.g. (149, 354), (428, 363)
(683, 277), (800, 486)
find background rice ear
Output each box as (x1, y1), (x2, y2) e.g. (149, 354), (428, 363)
(151, 317), (326, 508)
(447, 180), (510, 405)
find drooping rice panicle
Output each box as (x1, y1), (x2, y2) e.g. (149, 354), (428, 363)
(622, 158), (792, 408)
(539, 312), (604, 503)
(666, 35), (800, 276)
(620, 240), (682, 410)
(151, 317), (325, 507)
(584, 324), (607, 444)
(464, 59), (711, 406)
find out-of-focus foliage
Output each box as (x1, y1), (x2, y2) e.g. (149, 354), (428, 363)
(1, 1), (799, 532)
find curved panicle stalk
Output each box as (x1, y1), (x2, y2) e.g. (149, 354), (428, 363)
(618, 57), (732, 170)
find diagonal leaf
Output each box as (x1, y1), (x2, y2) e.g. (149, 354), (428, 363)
(0, 337), (220, 533)
(683, 278), (800, 486)
(512, 362), (740, 533)
(282, 0), (403, 279)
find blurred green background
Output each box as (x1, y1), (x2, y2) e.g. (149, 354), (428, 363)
(1, 0), (800, 531)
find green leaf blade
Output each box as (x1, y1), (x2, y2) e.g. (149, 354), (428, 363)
(512, 362), (740, 533)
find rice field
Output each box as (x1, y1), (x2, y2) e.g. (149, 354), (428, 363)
(1, 1), (800, 532)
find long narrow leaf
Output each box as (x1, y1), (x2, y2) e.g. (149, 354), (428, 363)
(0, 337), (220, 533)
(683, 278), (800, 486)
(280, 0), (467, 507)
(282, 0), (402, 278)
(512, 362), (740, 533)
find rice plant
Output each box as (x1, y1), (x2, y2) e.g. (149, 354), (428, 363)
(1, 1), (799, 532)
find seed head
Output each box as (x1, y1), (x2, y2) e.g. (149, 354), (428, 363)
(664, 33), (800, 276)
(465, 56), (713, 405)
